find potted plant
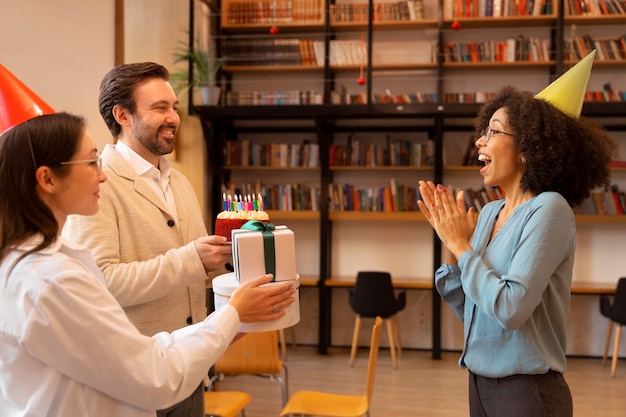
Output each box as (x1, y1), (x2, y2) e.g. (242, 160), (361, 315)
(170, 39), (227, 105)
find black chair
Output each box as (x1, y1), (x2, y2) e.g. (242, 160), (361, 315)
(348, 271), (406, 369)
(600, 290), (614, 367)
(599, 277), (626, 377)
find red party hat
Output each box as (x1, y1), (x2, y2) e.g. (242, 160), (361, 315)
(0, 64), (55, 134)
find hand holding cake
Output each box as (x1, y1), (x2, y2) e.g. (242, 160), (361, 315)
(194, 235), (233, 272)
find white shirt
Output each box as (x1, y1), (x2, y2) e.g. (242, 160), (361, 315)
(0, 235), (239, 417)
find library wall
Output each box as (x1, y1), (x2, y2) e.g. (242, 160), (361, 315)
(10, 0), (625, 359)
(128, 0), (626, 360)
(205, 0), (626, 358)
(124, 0), (626, 358)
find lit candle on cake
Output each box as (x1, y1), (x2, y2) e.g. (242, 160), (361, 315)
(214, 192), (270, 241)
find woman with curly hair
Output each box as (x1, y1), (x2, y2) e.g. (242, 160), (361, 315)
(418, 54), (617, 417)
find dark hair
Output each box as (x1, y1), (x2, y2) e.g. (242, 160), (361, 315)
(0, 112), (85, 267)
(99, 62), (170, 138)
(475, 86), (617, 207)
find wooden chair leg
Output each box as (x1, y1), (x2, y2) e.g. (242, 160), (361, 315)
(603, 320), (613, 367)
(386, 318), (398, 369)
(611, 325), (622, 378)
(349, 315), (361, 367)
(393, 314), (402, 359)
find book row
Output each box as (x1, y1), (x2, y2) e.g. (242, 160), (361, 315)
(335, 92), (438, 105)
(331, 183), (501, 213)
(441, 92), (497, 103)
(329, 135), (434, 167)
(225, 137), (433, 168)
(225, 180), (424, 212)
(564, 0), (626, 15)
(220, 35), (624, 68)
(222, 39), (309, 66)
(223, 140), (320, 168)
(222, 0), (625, 25)
(329, 180), (421, 212)
(585, 85), (625, 102)
(563, 35), (626, 62)
(223, 182), (321, 211)
(577, 185), (626, 215)
(223, 90), (323, 106)
(223, 180), (626, 216)
(443, 37), (550, 63)
(447, 185), (506, 212)
(222, 39), (369, 67)
(332, 91), (496, 105)
(220, 87), (622, 106)
(224, 137), (626, 170)
(329, 0), (425, 23)
(223, 0), (323, 25)
(453, 184), (626, 215)
(443, 0), (552, 18)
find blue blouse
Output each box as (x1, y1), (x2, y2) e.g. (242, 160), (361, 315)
(435, 192), (575, 378)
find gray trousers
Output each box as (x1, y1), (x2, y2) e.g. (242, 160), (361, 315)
(469, 370), (572, 417)
(156, 382), (204, 417)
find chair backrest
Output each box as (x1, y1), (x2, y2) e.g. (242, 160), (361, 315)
(610, 277), (626, 325)
(365, 316), (383, 405)
(214, 331), (283, 374)
(350, 271), (399, 318)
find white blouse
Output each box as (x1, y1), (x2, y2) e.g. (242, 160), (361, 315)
(0, 235), (239, 417)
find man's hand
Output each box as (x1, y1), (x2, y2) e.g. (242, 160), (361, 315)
(194, 235), (232, 272)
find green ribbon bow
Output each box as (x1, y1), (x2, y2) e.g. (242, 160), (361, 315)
(241, 220), (276, 280)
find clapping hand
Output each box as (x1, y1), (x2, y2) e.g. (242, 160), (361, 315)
(417, 181), (475, 260)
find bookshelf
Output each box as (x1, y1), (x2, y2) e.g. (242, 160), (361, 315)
(195, 0), (626, 357)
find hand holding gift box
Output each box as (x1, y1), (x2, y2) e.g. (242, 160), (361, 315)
(214, 220), (300, 332)
(213, 272), (300, 332)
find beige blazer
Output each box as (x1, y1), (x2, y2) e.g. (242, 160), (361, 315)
(64, 144), (209, 336)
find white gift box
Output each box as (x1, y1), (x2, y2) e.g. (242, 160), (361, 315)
(232, 225), (297, 283)
(212, 272), (300, 332)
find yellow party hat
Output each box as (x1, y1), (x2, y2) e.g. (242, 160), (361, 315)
(534, 50), (596, 118)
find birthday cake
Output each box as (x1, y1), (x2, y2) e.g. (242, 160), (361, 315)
(215, 210), (270, 241)
(215, 194), (269, 241)
(212, 194), (300, 332)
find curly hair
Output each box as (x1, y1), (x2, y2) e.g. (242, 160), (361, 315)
(475, 86), (618, 207)
(98, 62), (170, 138)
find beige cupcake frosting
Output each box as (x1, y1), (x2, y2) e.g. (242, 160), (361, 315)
(217, 210), (270, 220)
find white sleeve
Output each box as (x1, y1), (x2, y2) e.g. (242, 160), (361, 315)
(23, 266), (239, 411)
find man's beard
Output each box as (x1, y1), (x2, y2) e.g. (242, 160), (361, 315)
(133, 123), (176, 156)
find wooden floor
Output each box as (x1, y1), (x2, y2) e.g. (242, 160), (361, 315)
(210, 345), (626, 417)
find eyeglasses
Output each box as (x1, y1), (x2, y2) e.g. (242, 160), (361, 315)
(58, 155), (103, 171)
(480, 126), (515, 143)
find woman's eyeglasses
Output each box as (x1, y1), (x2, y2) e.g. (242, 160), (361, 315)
(58, 155), (103, 171)
(480, 126), (515, 143)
